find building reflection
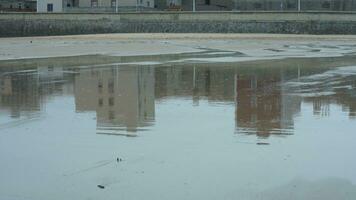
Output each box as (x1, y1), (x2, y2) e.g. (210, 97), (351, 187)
(155, 66), (303, 137)
(155, 66), (236, 103)
(0, 66), (69, 120)
(74, 66), (155, 136)
(155, 65), (356, 138)
(235, 73), (301, 137)
(1, 61), (355, 137)
(302, 81), (356, 119)
(283, 66), (356, 120)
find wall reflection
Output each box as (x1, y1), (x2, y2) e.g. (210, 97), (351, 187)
(0, 67), (71, 121)
(1, 60), (355, 137)
(74, 66), (155, 136)
(235, 74), (301, 137)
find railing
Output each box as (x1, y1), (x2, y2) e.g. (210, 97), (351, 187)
(63, 6), (157, 13)
(2, 0), (356, 13)
(61, 0), (356, 13)
(230, 0), (356, 11)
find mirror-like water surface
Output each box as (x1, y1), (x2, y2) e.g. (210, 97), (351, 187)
(1, 55), (356, 200)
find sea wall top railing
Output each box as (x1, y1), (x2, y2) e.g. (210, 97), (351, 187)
(63, 0), (356, 13)
(63, 6), (156, 13)
(1, 0), (356, 13)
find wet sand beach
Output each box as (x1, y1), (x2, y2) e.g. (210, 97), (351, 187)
(1, 33), (356, 61)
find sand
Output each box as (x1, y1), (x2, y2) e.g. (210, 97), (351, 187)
(1, 33), (356, 61)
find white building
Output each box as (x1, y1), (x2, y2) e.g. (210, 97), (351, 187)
(37, 0), (64, 12)
(37, 0), (154, 12)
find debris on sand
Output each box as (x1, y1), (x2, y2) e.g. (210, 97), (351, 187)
(256, 142), (270, 145)
(97, 185), (105, 189)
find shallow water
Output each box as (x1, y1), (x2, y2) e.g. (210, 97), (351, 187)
(1, 55), (356, 200)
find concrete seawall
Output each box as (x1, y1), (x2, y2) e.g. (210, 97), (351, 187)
(1, 12), (356, 37)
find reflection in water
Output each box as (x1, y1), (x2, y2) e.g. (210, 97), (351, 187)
(235, 74), (300, 137)
(74, 66), (155, 136)
(1, 58), (356, 137)
(283, 66), (356, 118)
(0, 67), (71, 127)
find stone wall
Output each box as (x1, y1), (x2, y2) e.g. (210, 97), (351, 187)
(1, 12), (356, 37)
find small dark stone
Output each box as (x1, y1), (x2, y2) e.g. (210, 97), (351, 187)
(256, 142), (270, 145)
(97, 185), (105, 189)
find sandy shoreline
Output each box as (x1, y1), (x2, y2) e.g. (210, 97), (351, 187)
(4, 33), (356, 40)
(1, 33), (356, 61)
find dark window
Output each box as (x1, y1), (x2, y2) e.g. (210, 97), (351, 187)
(98, 80), (103, 93)
(98, 98), (103, 106)
(109, 111), (115, 120)
(108, 97), (114, 106)
(108, 80), (114, 93)
(205, 0), (210, 5)
(111, 0), (116, 7)
(253, 2), (261, 9)
(47, 4), (53, 12)
(91, 0), (98, 7)
(322, 1), (331, 8)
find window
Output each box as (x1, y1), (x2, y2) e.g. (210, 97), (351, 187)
(253, 2), (261, 9)
(47, 4), (53, 12)
(98, 98), (103, 106)
(108, 97), (114, 106)
(111, 0), (116, 7)
(109, 111), (115, 120)
(108, 80), (114, 93)
(322, 1), (331, 9)
(147, 1), (150, 7)
(205, 0), (210, 5)
(98, 80), (103, 93)
(91, 0), (98, 7)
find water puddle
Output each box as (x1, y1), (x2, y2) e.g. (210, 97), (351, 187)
(1, 54), (356, 200)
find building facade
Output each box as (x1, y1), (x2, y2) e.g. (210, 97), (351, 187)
(0, 0), (36, 11)
(37, 0), (155, 12)
(16, 0), (356, 12)
(37, 0), (64, 12)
